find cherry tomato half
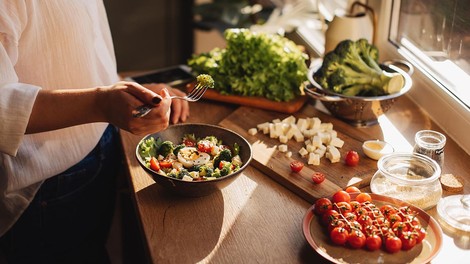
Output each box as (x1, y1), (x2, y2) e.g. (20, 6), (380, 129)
(290, 160), (304, 173)
(159, 160), (173, 169)
(345, 150), (360, 166)
(312, 172), (325, 184)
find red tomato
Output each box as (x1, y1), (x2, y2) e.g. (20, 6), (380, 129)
(334, 201), (352, 215)
(312, 172), (325, 184)
(345, 150), (360, 166)
(345, 186), (361, 194)
(414, 226), (427, 244)
(328, 218), (346, 233)
(197, 140), (213, 153)
(290, 160), (304, 173)
(365, 234), (382, 251)
(380, 204), (397, 218)
(392, 221), (409, 236)
(356, 193), (372, 203)
(330, 227), (349, 246)
(322, 209), (340, 226)
(385, 236), (402, 253)
(183, 138), (196, 147)
(314, 198), (333, 215)
(400, 231), (417, 250)
(388, 213), (402, 225)
(357, 214), (373, 227)
(347, 229), (366, 249)
(149, 157), (160, 171)
(159, 160), (172, 169)
(332, 190), (351, 203)
(349, 201), (361, 211)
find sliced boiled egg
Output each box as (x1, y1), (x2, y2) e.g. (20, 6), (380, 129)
(177, 147), (210, 168)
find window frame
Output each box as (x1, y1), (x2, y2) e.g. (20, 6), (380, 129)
(373, 0), (470, 155)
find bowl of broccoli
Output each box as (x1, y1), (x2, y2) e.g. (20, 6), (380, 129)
(306, 39), (413, 127)
(136, 123), (253, 197)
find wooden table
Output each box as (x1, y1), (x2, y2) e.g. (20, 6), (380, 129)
(119, 95), (470, 263)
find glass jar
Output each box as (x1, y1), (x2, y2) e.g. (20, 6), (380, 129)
(370, 152), (442, 210)
(413, 130), (446, 168)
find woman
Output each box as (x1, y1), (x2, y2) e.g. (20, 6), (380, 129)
(0, 1), (189, 263)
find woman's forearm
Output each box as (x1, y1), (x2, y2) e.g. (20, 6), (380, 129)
(26, 88), (105, 134)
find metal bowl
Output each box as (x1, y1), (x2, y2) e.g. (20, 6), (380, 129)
(306, 59), (413, 127)
(135, 123), (253, 197)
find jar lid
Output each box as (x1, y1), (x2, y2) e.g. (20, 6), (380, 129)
(377, 152), (441, 186)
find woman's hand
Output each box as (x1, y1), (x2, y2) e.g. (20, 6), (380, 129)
(142, 83), (190, 124)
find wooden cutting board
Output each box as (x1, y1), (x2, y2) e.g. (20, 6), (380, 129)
(186, 84), (308, 114)
(219, 105), (379, 204)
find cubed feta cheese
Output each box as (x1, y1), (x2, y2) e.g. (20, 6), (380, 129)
(308, 153), (320, 165)
(278, 144), (288, 152)
(248, 128), (258, 136)
(299, 147), (308, 157)
(279, 135), (288, 144)
(329, 137), (345, 148)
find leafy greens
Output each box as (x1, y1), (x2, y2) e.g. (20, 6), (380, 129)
(188, 28), (308, 102)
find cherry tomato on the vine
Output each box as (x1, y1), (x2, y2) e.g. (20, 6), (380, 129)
(365, 234), (382, 251)
(312, 172), (325, 184)
(290, 160), (304, 173)
(385, 236), (402, 253)
(314, 198), (333, 215)
(332, 190), (351, 203)
(345, 186), (361, 193)
(345, 150), (360, 166)
(330, 227), (349, 246)
(356, 193), (372, 203)
(347, 229), (366, 249)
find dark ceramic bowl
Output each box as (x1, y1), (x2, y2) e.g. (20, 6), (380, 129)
(136, 123), (253, 197)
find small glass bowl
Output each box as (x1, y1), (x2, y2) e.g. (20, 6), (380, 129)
(362, 140), (394, 160)
(370, 152), (442, 210)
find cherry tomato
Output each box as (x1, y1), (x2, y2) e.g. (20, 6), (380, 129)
(322, 209), (340, 226)
(149, 157), (160, 171)
(345, 150), (360, 166)
(388, 213), (402, 225)
(356, 193), (372, 203)
(400, 231), (417, 250)
(290, 160), (304, 173)
(385, 236), (402, 253)
(414, 226), (427, 244)
(347, 229), (366, 249)
(197, 140), (213, 153)
(357, 214), (373, 227)
(330, 227), (349, 246)
(183, 138), (196, 147)
(334, 201), (352, 215)
(332, 190), (351, 203)
(312, 172), (325, 184)
(380, 204), (397, 218)
(345, 186), (361, 194)
(365, 234), (382, 251)
(314, 198), (333, 215)
(392, 221), (409, 236)
(328, 218), (346, 233)
(159, 160), (172, 169)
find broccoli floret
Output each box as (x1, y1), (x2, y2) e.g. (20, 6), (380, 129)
(198, 165), (214, 177)
(196, 74), (215, 89)
(158, 140), (175, 157)
(213, 149), (232, 169)
(314, 39), (404, 96)
(177, 169), (190, 179)
(219, 161), (233, 176)
(173, 144), (185, 155)
(211, 169), (222, 178)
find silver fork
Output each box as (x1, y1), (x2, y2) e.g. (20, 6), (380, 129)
(132, 83), (210, 118)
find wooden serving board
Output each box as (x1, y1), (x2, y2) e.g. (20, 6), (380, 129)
(186, 84), (308, 114)
(219, 105), (379, 204)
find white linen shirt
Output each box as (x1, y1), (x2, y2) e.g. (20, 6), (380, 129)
(0, 0), (120, 235)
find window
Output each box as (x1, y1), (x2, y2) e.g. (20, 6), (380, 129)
(294, 0), (470, 154)
(389, 0), (470, 108)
